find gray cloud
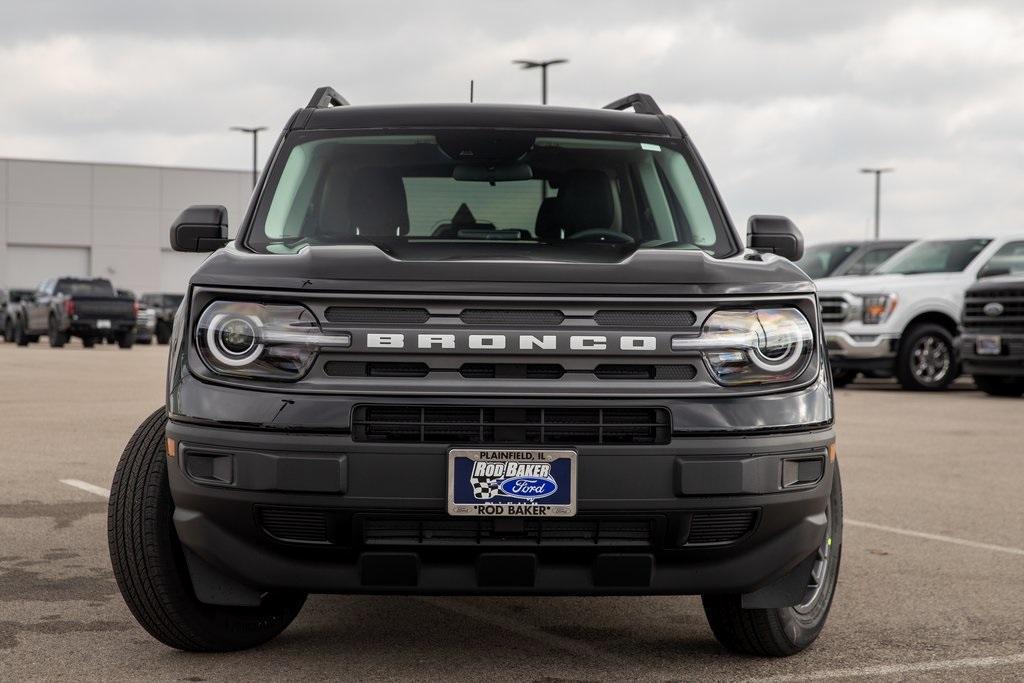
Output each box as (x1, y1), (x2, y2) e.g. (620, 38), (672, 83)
(1, 0), (1022, 243)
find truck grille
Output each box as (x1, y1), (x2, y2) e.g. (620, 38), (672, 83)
(818, 296), (851, 323)
(352, 406), (671, 444)
(963, 287), (1024, 331)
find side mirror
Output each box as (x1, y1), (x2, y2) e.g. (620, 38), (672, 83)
(747, 215), (804, 261)
(170, 205), (229, 252)
(978, 267), (1010, 279)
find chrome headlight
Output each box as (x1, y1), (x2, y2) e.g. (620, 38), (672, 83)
(859, 293), (897, 324)
(195, 301), (347, 380)
(673, 308), (814, 385)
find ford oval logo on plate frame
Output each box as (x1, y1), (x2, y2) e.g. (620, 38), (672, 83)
(497, 476), (558, 500)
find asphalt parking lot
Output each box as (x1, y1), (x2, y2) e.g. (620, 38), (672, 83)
(1, 341), (1022, 681)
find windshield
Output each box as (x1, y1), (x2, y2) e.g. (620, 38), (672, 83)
(56, 279), (115, 296)
(247, 132), (736, 259)
(796, 243), (858, 278)
(874, 239), (991, 275)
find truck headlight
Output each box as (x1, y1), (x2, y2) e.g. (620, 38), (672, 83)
(860, 293), (897, 324)
(672, 308), (814, 385)
(196, 301), (347, 380)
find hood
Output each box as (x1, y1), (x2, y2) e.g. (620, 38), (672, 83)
(968, 274), (1024, 293)
(190, 244), (814, 297)
(815, 271), (968, 295)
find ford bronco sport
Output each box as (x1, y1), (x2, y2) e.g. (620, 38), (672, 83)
(108, 88), (841, 657)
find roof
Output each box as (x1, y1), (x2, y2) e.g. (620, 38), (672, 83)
(299, 103), (675, 137)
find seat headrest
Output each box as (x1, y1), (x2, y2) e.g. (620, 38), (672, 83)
(347, 168), (409, 237)
(557, 169), (614, 234)
(317, 165), (353, 239)
(534, 197), (562, 241)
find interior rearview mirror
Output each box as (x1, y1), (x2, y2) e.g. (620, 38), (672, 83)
(747, 215), (804, 261)
(170, 205), (229, 252)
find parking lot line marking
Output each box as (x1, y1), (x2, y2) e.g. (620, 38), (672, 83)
(749, 652), (1024, 681)
(59, 479), (110, 499)
(847, 518), (1024, 557)
(416, 596), (628, 667)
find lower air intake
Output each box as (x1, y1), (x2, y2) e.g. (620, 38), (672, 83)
(686, 510), (758, 545)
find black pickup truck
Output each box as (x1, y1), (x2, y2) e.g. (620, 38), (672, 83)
(8, 277), (137, 348)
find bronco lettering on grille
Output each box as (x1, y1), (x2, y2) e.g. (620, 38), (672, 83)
(365, 333), (658, 352)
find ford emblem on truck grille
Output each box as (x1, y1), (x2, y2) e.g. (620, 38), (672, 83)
(983, 302), (1005, 317)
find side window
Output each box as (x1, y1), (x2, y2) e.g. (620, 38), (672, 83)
(979, 241), (1024, 277)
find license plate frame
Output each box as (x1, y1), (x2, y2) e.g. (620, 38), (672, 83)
(976, 335), (1002, 355)
(447, 448), (577, 517)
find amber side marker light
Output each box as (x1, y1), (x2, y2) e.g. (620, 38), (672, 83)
(827, 442), (837, 462)
(166, 438), (177, 458)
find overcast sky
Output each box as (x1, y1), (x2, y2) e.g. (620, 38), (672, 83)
(2, 0), (1023, 244)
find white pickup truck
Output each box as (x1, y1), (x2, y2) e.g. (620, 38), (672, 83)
(816, 236), (1024, 390)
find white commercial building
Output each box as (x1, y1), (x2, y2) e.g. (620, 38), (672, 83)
(0, 157), (252, 294)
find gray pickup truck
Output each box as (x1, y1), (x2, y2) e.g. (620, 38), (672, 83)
(8, 277), (137, 348)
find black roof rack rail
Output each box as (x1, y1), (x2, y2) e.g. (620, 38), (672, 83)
(307, 86), (350, 109)
(603, 93), (663, 116)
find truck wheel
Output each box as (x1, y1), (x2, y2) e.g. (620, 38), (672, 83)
(14, 320), (30, 346)
(831, 369), (858, 388)
(156, 321), (172, 345)
(3, 319), (13, 342)
(896, 323), (956, 391)
(974, 375), (1024, 397)
(48, 316), (68, 348)
(116, 331), (136, 349)
(108, 408), (306, 651)
(81, 336), (96, 348)
(702, 464), (842, 657)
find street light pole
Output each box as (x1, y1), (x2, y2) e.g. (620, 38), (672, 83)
(231, 126), (267, 188)
(512, 59), (568, 104)
(860, 167), (894, 240)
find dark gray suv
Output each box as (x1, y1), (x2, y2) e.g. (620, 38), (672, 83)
(108, 88), (841, 657)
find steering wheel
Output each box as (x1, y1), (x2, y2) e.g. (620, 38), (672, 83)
(566, 229), (635, 245)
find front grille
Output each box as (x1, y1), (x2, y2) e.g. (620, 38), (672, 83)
(594, 364), (696, 380)
(594, 310), (696, 327)
(324, 307), (429, 324)
(361, 517), (654, 547)
(460, 309), (565, 326)
(257, 507), (331, 544)
(963, 288), (1024, 331)
(686, 510), (757, 545)
(325, 361), (430, 378)
(818, 297), (850, 323)
(352, 405), (671, 444)
(460, 363), (564, 379)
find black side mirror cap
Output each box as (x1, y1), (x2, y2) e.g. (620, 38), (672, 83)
(747, 215), (804, 261)
(170, 205), (229, 252)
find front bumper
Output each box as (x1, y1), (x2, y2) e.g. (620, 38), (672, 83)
(960, 332), (1024, 377)
(166, 417), (836, 597)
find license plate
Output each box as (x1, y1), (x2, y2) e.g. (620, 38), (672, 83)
(448, 448), (576, 517)
(96, 319), (111, 329)
(976, 335), (1001, 355)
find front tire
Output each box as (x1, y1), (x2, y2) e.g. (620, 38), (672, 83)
(974, 375), (1024, 397)
(108, 408), (306, 651)
(156, 321), (172, 345)
(702, 464), (843, 657)
(896, 323), (957, 391)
